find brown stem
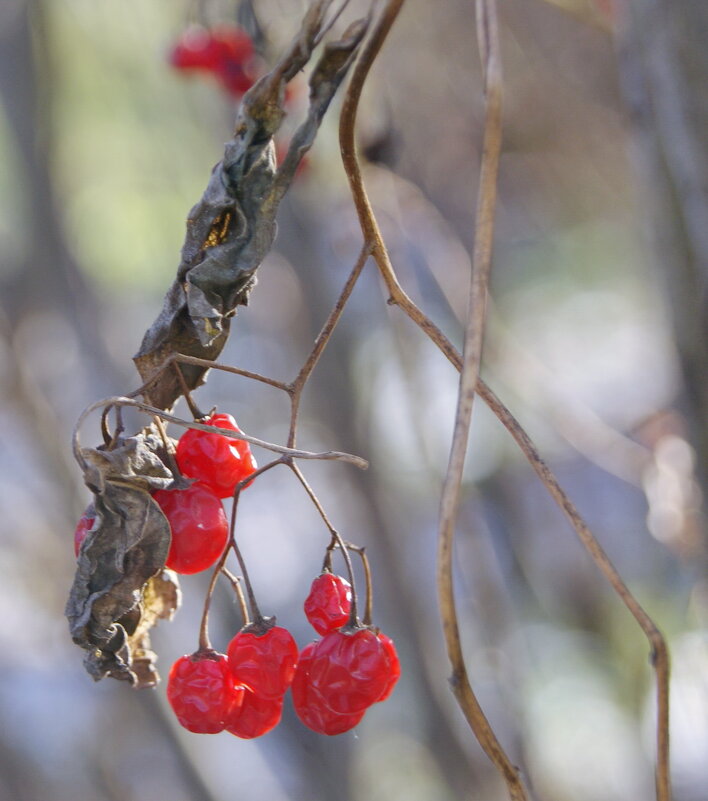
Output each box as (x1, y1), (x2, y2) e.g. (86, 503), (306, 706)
(131, 353), (291, 399)
(197, 544), (232, 652)
(226, 491), (263, 625)
(172, 361), (205, 419)
(287, 241), (372, 448)
(339, 0), (670, 798)
(348, 542), (373, 626)
(72, 396), (368, 469)
(288, 461), (360, 624)
(221, 567), (251, 627)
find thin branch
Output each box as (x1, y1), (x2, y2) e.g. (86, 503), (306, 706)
(221, 568), (251, 626)
(72, 396), (369, 470)
(287, 241), (372, 447)
(132, 353), (291, 397)
(288, 461), (360, 624)
(436, 0), (528, 793)
(339, 0), (670, 798)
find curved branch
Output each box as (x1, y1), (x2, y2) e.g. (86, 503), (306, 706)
(339, 0), (670, 798)
(72, 396), (368, 470)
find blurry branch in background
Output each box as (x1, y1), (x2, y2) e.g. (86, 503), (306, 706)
(338, 1), (672, 800)
(533, 0), (613, 31)
(617, 0), (708, 501)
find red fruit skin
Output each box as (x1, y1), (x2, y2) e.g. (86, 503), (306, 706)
(375, 633), (401, 702)
(225, 688), (283, 739)
(292, 643), (364, 735)
(175, 413), (257, 499)
(227, 626), (299, 699)
(304, 573), (352, 635)
(170, 27), (223, 71)
(308, 628), (390, 715)
(167, 653), (243, 734)
(73, 512), (95, 557)
(153, 484), (228, 574)
(170, 25), (256, 98)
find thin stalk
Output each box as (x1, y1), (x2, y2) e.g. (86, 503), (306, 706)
(221, 568), (251, 626)
(287, 241), (372, 448)
(289, 461), (360, 625)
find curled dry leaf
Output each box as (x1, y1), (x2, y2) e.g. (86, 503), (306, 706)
(133, 3), (370, 411)
(65, 429), (180, 687)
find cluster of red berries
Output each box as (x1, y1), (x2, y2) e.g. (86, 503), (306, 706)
(154, 413), (257, 574)
(74, 413), (257, 574)
(169, 25), (257, 98)
(168, 621), (298, 738)
(293, 573), (401, 734)
(74, 411), (400, 737)
(168, 573), (400, 738)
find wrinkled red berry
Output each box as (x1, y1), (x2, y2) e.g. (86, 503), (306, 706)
(73, 511), (95, 557)
(175, 413), (257, 499)
(167, 652), (243, 734)
(227, 624), (298, 699)
(225, 688), (283, 739)
(308, 628), (391, 715)
(304, 573), (352, 635)
(375, 632), (400, 702)
(153, 484), (228, 574)
(292, 642), (364, 735)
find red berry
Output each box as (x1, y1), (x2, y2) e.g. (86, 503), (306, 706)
(211, 26), (256, 96)
(167, 652), (243, 734)
(292, 642), (364, 735)
(73, 511), (95, 557)
(225, 688), (283, 739)
(304, 573), (352, 635)
(375, 632), (401, 702)
(153, 484), (228, 574)
(307, 628), (391, 715)
(169, 25), (256, 98)
(227, 624), (298, 699)
(175, 413), (257, 499)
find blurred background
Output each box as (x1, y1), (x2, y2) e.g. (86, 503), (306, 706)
(0, 0), (706, 799)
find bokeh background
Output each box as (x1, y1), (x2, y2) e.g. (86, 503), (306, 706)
(0, 0), (706, 800)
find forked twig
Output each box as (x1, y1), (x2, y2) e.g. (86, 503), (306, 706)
(338, 0), (671, 799)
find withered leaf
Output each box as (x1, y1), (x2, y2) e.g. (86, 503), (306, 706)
(66, 430), (180, 687)
(133, 5), (370, 411)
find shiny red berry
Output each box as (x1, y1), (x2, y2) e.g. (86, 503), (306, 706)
(304, 573), (352, 635)
(375, 632), (401, 702)
(292, 642), (364, 735)
(167, 652), (243, 734)
(307, 628), (391, 715)
(73, 511), (95, 557)
(227, 624), (298, 699)
(153, 484), (228, 574)
(175, 413), (257, 499)
(225, 688), (283, 739)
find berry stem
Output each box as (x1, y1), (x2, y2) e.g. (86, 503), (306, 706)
(227, 489), (265, 625)
(289, 462), (360, 625)
(349, 542), (373, 627)
(327, 539), (373, 626)
(173, 361), (206, 420)
(197, 542), (232, 652)
(221, 567), (251, 626)
(151, 414), (182, 481)
(286, 242), (371, 450)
